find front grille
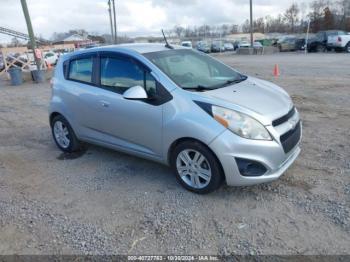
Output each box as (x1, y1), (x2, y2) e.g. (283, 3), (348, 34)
(280, 121), (301, 153)
(272, 107), (296, 126)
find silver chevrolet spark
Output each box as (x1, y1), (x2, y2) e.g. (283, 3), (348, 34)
(49, 43), (301, 194)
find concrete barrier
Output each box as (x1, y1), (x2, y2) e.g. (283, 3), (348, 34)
(236, 46), (279, 55)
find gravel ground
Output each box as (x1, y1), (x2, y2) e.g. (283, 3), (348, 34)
(0, 52), (349, 255)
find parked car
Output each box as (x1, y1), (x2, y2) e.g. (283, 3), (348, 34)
(211, 41), (225, 52)
(295, 38), (306, 51)
(44, 51), (59, 65)
(181, 41), (192, 48)
(223, 42), (234, 51)
(278, 37), (297, 52)
(327, 32), (350, 53)
(233, 41), (240, 50)
(238, 41), (250, 48)
(306, 30), (346, 52)
(238, 41), (263, 49)
(0, 54), (4, 71)
(196, 41), (211, 53)
(253, 41), (263, 49)
(50, 44), (301, 194)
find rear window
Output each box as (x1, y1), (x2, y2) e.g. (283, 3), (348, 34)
(69, 57), (93, 83)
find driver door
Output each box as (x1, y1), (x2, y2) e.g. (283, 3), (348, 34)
(86, 53), (163, 157)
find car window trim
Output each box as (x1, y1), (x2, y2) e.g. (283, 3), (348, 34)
(67, 53), (98, 86)
(65, 51), (173, 106)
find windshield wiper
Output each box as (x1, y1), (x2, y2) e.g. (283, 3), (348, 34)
(182, 75), (248, 92)
(182, 85), (218, 92)
(220, 75), (248, 88)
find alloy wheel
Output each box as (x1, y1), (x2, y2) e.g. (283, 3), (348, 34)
(53, 120), (70, 149)
(176, 149), (212, 189)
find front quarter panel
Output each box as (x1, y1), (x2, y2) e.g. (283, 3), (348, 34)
(162, 89), (226, 163)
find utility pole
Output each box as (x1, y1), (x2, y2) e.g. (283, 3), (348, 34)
(305, 18), (310, 54)
(108, 0), (114, 43)
(112, 0), (117, 44)
(20, 0), (40, 71)
(250, 0), (254, 48)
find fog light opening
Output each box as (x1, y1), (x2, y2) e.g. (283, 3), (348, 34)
(235, 158), (267, 177)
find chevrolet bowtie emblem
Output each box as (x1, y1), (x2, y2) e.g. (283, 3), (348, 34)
(288, 118), (297, 129)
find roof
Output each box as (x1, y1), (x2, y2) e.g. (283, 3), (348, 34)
(62, 34), (88, 42)
(63, 43), (186, 60)
(107, 43), (185, 54)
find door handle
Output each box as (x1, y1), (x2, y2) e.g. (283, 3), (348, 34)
(100, 100), (110, 108)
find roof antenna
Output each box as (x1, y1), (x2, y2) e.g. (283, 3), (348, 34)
(162, 29), (173, 49)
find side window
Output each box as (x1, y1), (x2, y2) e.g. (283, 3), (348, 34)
(145, 72), (157, 96)
(100, 57), (144, 93)
(100, 56), (157, 96)
(69, 57), (93, 83)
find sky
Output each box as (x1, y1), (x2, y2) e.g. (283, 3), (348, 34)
(0, 0), (314, 43)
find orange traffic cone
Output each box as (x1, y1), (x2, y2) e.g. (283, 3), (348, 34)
(273, 64), (280, 77)
(46, 61), (52, 70)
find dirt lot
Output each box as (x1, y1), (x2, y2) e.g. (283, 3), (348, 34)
(0, 52), (349, 255)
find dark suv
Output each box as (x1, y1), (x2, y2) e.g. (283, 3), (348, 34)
(307, 30), (346, 52)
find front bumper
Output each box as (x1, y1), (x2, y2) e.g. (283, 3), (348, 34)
(209, 127), (301, 186)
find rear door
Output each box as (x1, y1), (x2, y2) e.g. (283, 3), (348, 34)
(62, 53), (99, 132)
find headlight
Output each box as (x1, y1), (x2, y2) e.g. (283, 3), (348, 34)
(212, 105), (272, 140)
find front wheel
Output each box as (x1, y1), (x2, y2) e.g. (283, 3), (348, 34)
(346, 43), (350, 53)
(51, 115), (81, 153)
(170, 141), (223, 194)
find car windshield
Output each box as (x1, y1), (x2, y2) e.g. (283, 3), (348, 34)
(144, 49), (244, 90)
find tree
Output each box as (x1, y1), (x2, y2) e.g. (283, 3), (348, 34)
(254, 17), (265, 33)
(284, 3), (300, 32)
(337, 0), (350, 30)
(229, 24), (239, 34)
(173, 26), (185, 38)
(309, 0), (327, 32)
(323, 7), (335, 29)
(265, 14), (286, 33)
(241, 19), (250, 33)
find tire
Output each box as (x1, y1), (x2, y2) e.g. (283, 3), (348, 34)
(346, 43), (350, 53)
(170, 140), (223, 194)
(51, 115), (81, 153)
(316, 44), (325, 52)
(335, 48), (343, 53)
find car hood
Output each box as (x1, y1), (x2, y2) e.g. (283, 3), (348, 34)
(201, 76), (293, 122)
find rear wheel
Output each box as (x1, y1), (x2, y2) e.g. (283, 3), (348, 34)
(316, 44), (326, 52)
(51, 115), (81, 153)
(170, 141), (223, 194)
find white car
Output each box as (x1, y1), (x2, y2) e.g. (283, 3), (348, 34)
(239, 41), (263, 49)
(239, 41), (250, 48)
(44, 51), (59, 65)
(327, 32), (350, 53)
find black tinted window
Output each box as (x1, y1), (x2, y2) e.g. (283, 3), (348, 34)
(100, 56), (157, 95)
(69, 57), (93, 83)
(101, 57), (144, 93)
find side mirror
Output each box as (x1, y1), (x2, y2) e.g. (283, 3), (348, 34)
(123, 85), (148, 100)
